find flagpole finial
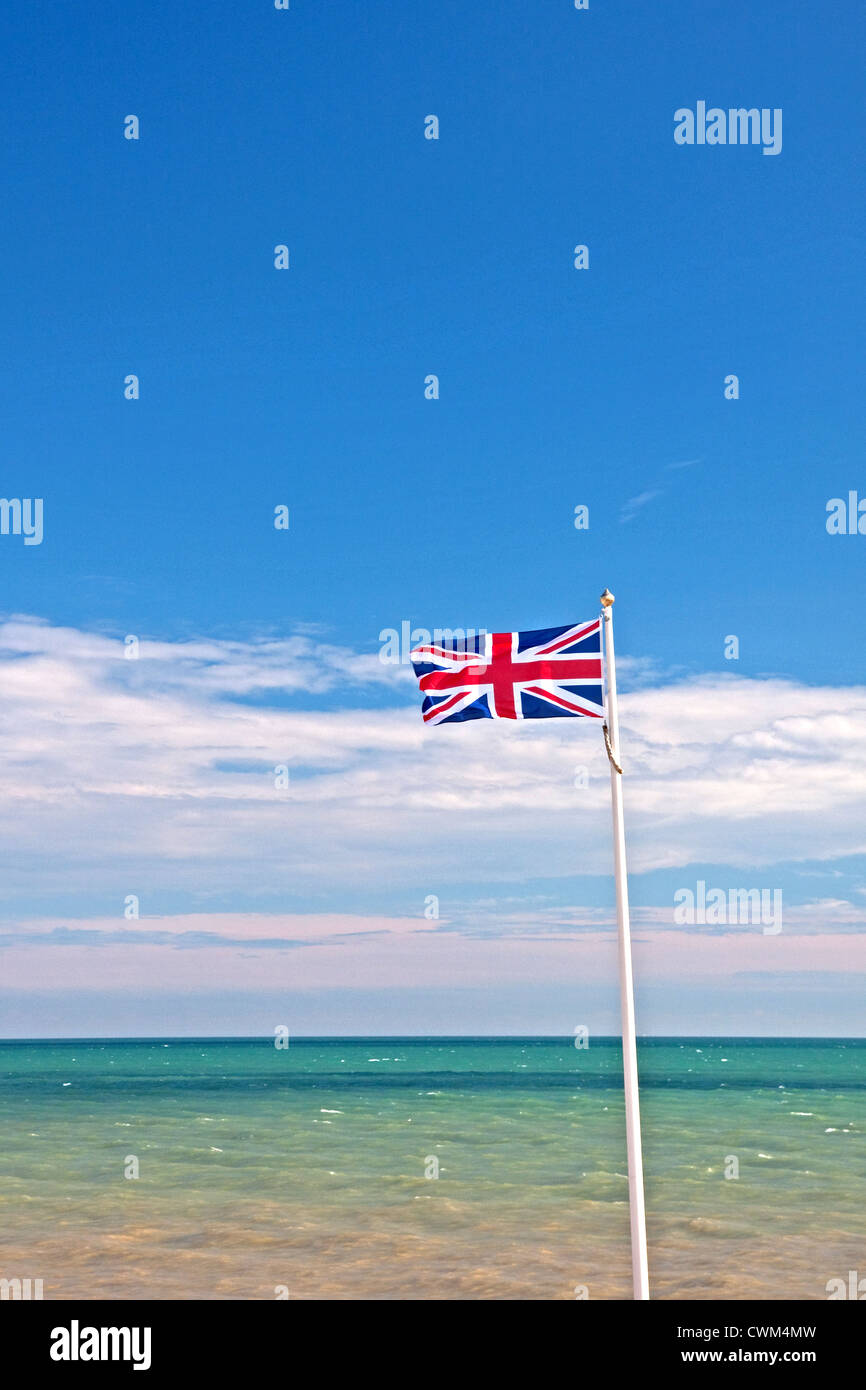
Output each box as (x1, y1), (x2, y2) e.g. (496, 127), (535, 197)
(600, 588), (615, 607)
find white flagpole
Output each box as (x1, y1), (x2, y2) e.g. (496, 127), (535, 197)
(600, 588), (650, 1300)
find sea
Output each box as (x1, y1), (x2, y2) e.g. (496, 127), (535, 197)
(0, 1037), (863, 1300)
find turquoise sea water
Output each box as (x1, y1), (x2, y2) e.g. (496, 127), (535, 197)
(0, 1038), (864, 1300)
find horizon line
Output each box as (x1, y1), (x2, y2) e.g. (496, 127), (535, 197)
(2, 1033), (865, 1043)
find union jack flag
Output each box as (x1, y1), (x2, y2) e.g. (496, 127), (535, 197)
(410, 619), (605, 725)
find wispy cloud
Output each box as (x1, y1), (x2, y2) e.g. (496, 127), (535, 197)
(620, 489), (663, 523)
(3, 911), (865, 1000)
(620, 458), (702, 523)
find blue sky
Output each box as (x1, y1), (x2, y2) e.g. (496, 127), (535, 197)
(0, 2), (864, 1035)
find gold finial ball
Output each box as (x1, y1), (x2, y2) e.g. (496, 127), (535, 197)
(600, 588), (615, 607)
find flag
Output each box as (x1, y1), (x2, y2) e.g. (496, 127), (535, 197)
(409, 619), (604, 725)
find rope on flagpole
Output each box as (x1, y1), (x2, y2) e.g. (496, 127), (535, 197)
(603, 723), (622, 775)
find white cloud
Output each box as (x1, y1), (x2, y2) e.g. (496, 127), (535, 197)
(0, 617), (864, 910)
(620, 489), (663, 522)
